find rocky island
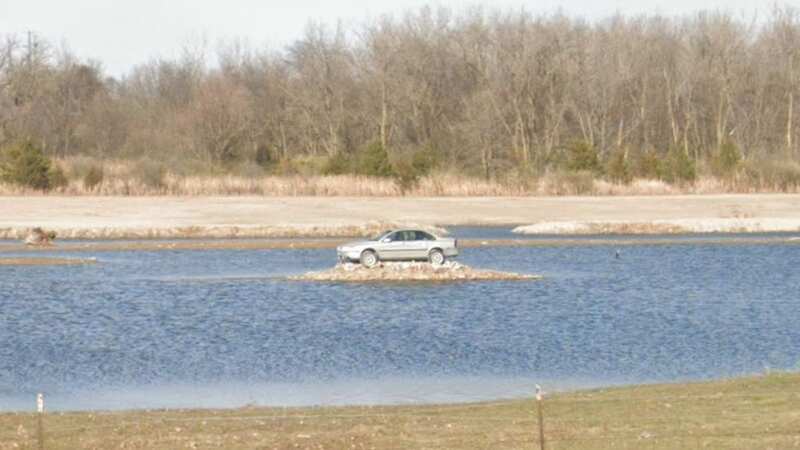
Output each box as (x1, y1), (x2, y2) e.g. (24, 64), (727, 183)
(290, 261), (540, 282)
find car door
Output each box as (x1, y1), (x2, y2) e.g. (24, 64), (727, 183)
(405, 231), (431, 260)
(376, 231), (405, 260)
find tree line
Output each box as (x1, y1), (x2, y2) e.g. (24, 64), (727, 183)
(3, 6), (800, 189)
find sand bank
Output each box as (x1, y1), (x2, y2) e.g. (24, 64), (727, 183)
(513, 217), (800, 234)
(0, 223), (447, 240)
(2, 194), (800, 239)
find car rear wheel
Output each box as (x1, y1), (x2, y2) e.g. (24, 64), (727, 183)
(429, 248), (445, 266)
(360, 250), (378, 268)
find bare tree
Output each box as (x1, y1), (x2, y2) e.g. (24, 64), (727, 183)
(5, 6), (800, 182)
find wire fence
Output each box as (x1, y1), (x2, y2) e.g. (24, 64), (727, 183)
(1, 389), (798, 449)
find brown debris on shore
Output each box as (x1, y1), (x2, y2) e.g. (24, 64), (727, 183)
(0, 257), (97, 266)
(0, 222), (447, 241)
(23, 227), (56, 246)
(290, 261), (540, 282)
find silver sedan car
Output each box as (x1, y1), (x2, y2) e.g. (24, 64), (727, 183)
(337, 229), (459, 267)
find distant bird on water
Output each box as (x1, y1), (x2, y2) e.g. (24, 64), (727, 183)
(615, 249), (621, 259)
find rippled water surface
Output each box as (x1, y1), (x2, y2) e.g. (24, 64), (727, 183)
(1, 235), (799, 411)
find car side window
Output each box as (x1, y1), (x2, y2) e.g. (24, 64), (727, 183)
(403, 231), (416, 241)
(386, 232), (402, 242)
(416, 231), (434, 240)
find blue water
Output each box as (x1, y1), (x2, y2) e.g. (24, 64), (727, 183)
(1, 237), (799, 411)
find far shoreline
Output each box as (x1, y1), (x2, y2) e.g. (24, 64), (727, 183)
(2, 193), (800, 240)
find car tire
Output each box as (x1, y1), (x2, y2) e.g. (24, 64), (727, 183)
(429, 248), (445, 266)
(360, 250), (378, 268)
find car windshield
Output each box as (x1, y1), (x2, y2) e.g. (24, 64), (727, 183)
(371, 230), (393, 241)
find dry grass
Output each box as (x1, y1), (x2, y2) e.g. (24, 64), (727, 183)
(167, 174), (402, 196)
(2, 157), (800, 196)
(6, 172), (796, 197)
(0, 373), (797, 449)
(412, 172), (531, 196)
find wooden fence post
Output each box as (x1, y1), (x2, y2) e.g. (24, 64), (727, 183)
(37, 393), (44, 450)
(536, 385), (545, 450)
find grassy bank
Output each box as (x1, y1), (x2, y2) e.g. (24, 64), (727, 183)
(1, 373), (797, 449)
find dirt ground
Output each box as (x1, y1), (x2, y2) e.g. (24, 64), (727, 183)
(2, 194), (800, 239)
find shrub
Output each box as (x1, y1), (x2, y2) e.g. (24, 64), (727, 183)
(741, 159), (800, 191)
(501, 164), (538, 192)
(541, 170), (595, 195)
(392, 160), (418, 192)
(566, 140), (601, 174)
(712, 140), (741, 178)
(47, 164), (69, 189)
(65, 156), (100, 179)
(410, 147), (439, 176)
(357, 141), (394, 177)
(633, 150), (662, 179)
(235, 162), (267, 178)
(606, 148), (632, 184)
(134, 160), (166, 190)
(322, 152), (353, 175)
(661, 147), (696, 184)
(83, 166), (104, 191)
(254, 145), (273, 168)
(392, 147), (440, 191)
(0, 141), (53, 190)
(269, 158), (296, 176)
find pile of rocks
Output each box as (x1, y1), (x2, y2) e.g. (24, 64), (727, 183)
(24, 227), (56, 246)
(290, 261), (540, 282)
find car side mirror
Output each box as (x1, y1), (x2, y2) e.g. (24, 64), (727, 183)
(381, 237), (392, 243)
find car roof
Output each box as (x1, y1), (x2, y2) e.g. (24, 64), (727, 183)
(388, 229), (436, 237)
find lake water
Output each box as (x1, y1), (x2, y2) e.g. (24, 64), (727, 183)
(1, 232), (799, 411)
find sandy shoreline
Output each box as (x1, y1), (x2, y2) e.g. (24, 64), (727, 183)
(2, 194), (800, 239)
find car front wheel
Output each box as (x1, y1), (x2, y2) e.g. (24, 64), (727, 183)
(429, 249), (445, 265)
(360, 250), (378, 268)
